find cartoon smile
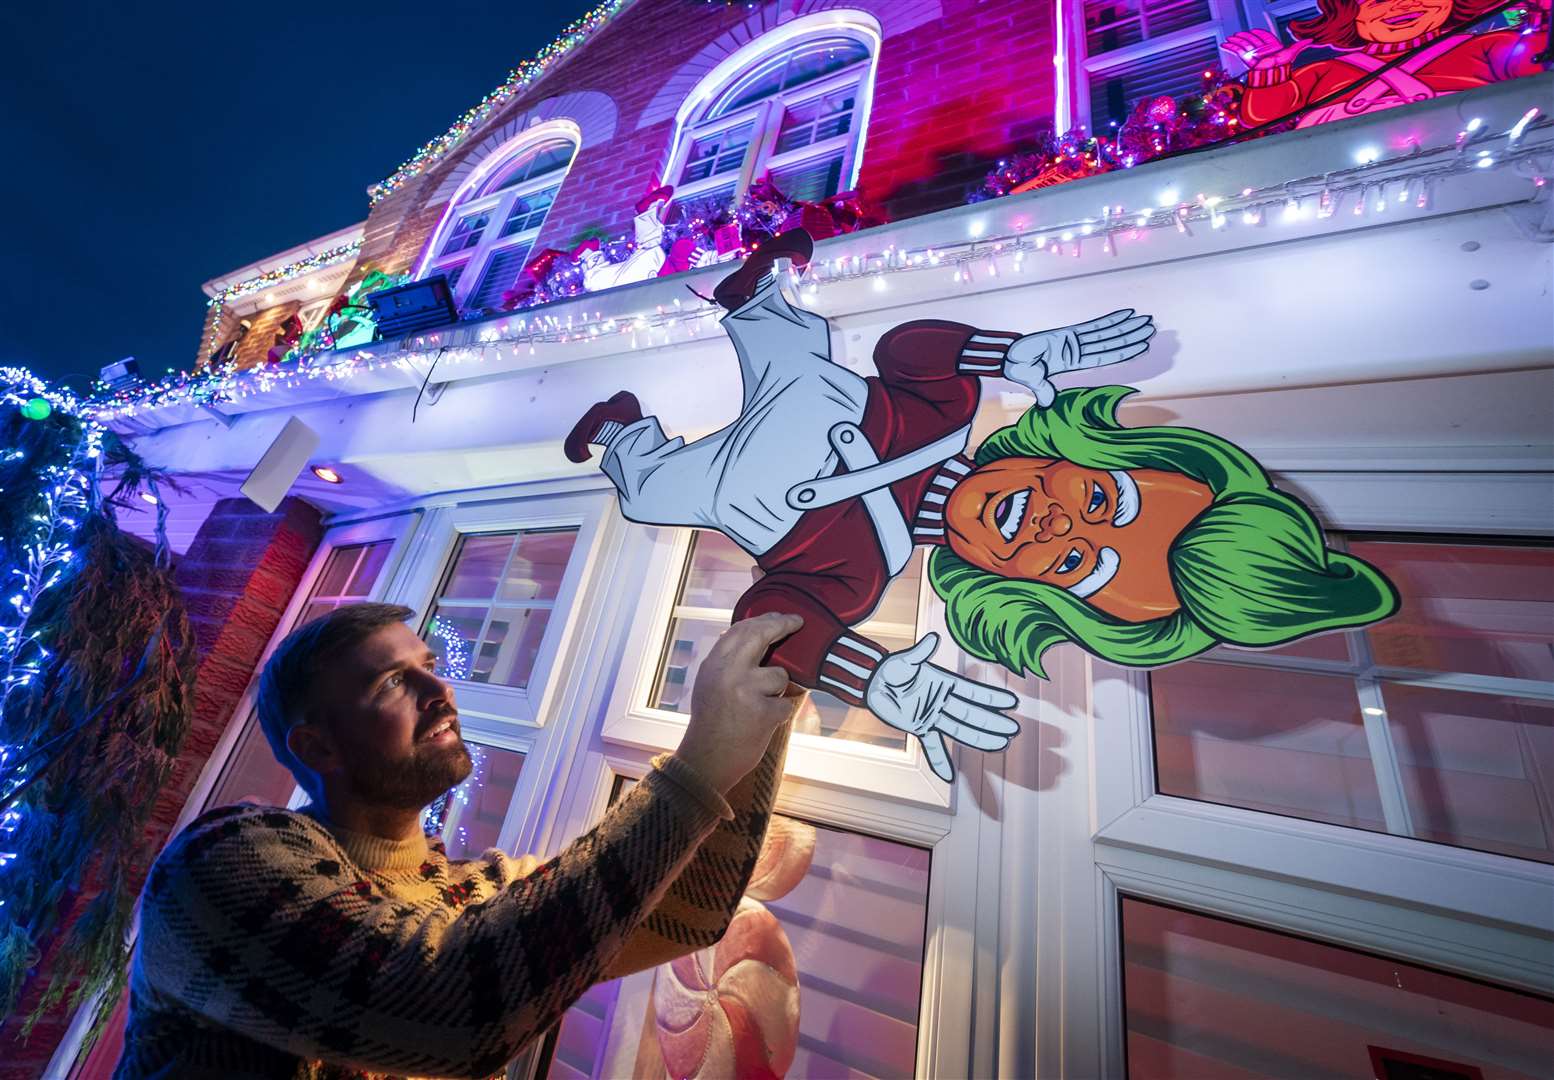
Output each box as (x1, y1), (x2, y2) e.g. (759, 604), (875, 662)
(1383, 10), (1424, 24)
(993, 488), (1030, 542)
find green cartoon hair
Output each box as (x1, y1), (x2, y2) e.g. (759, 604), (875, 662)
(928, 386), (1399, 679)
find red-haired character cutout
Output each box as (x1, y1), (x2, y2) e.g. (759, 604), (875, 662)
(1224, 0), (1548, 128)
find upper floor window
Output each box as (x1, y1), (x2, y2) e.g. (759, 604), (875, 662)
(420, 132), (577, 314)
(1073, 0), (1315, 131)
(670, 30), (876, 208)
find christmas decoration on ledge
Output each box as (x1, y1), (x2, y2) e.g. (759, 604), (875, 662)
(0, 368), (196, 1040)
(493, 178), (882, 314)
(971, 0), (1546, 205)
(202, 239), (363, 363)
(278, 269), (408, 365)
(86, 104), (1548, 425)
(368, 0), (632, 205)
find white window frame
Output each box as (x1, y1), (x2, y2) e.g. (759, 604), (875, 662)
(662, 15), (881, 208)
(1000, 466), (1554, 1079)
(416, 123), (579, 313)
(1066, 0), (1309, 132)
(600, 526), (957, 808)
(384, 487), (620, 857)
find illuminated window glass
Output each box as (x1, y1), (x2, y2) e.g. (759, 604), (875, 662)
(422, 528), (580, 689)
(1150, 538), (1554, 864)
(541, 796), (931, 1080)
(673, 32), (873, 208)
(421, 133), (578, 314)
(1120, 896), (1554, 1078)
(651, 532), (920, 750)
(422, 742), (526, 860)
(1076, 0), (1222, 132)
(207, 540), (394, 811)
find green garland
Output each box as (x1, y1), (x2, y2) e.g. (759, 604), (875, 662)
(0, 393), (196, 1047)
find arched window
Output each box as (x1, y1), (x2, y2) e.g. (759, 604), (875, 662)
(421, 130), (578, 312)
(668, 27), (877, 208)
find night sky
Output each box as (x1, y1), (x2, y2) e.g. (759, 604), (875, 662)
(1, 1), (599, 392)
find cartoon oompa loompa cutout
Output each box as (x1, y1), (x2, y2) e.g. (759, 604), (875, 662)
(568, 231), (1399, 782)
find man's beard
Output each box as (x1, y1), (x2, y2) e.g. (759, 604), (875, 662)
(345, 727), (474, 811)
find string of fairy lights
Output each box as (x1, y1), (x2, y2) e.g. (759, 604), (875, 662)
(92, 106), (1550, 424)
(367, 0), (632, 206)
(0, 370), (103, 872)
(202, 240), (364, 365)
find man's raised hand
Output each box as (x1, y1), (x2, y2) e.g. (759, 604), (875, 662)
(865, 633), (1021, 783)
(675, 612), (807, 795)
(1004, 309), (1156, 406)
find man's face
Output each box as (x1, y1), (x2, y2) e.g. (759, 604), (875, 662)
(304, 621), (472, 811)
(1354, 0), (1453, 43)
(943, 457), (1213, 622)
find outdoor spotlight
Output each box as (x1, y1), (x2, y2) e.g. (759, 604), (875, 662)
(99, 356), (142, 391)
(311, 465), (343, 484)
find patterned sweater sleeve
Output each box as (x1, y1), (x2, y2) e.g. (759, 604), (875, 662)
(606, 718), (791, 977)
(135, 768), (729, 1079)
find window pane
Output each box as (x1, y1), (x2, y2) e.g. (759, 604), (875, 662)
(768, 152), (845, 203)
(441, 534), (516, 599)
(315, 544), (361, 597)
(546, 814), (930, 1080)
(1121, 896), (1554, 1080)
(422, 529), (578, 689)
(480, 607), (554, 689)
(486, 138), (574, 194)
(774, 90), (856, 154)
(347, 541), (391, 595)
(205, 714), (299, 809)
(1088, 35), (1221, 131)
(709, 37), (870, 117)
(1354, 541), (1554, 682)
(440, 210), (490, 256)
(423, 743), (525, 860)
(1151, 538), (1554, 863)
(651, 534), (914, 750)
(680, 531), (755, 609)
(1382, 683), (1553, 863)
(682, 123), (752, 183)
(499, 185), (559, 238)
(499, 529), (576, 603)
(1151, 663), (1387, 832)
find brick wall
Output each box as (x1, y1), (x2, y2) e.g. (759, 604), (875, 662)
(220, 0), (1057, 363)
(0, 497), (323, 1078)
(859, 0), (1056, 220)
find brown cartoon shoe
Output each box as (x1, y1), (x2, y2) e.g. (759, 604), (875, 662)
(565, 391), (643, 462)
(712, 228), (814, 312)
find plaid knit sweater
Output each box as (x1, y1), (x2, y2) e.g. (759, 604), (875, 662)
(116, 726), (788, 1079)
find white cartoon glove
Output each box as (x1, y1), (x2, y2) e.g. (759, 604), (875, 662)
(865, 633), (1021, 783)
(1004, 309), (1156, 407)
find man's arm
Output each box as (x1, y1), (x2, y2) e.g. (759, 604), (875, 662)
(135, 772), (726, 1078)
(605, 718), (792, 977)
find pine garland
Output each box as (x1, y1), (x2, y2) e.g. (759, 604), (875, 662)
(0, 394), (196, 1047)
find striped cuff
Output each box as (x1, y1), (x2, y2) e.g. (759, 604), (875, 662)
(958, 330), (1020, 376)
(651, 753), (735, 822)
(1246, 64), (1291, 87)
(817, 633), (885, 707)
(913, 456), (972, 543)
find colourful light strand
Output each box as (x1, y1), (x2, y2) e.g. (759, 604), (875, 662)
(368, 0), (632, 206)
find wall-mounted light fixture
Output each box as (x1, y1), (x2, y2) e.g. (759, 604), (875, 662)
(311, 465), (343, 484)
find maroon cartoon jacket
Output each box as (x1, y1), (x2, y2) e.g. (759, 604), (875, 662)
(733, 320), (1022, 706)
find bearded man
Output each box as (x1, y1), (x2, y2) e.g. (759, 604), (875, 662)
(118, 603), (805, 1079)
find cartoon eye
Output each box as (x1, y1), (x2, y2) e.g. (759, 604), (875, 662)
(1057, 548), (1085, 574)
(1086, 484), (1107, 515)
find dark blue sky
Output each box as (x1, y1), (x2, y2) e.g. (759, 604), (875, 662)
(0, 1), (598, 391)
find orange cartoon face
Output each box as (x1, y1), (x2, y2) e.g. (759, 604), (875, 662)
(1354, 0), (1454, 42)
(943, 458), (1214, 622)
